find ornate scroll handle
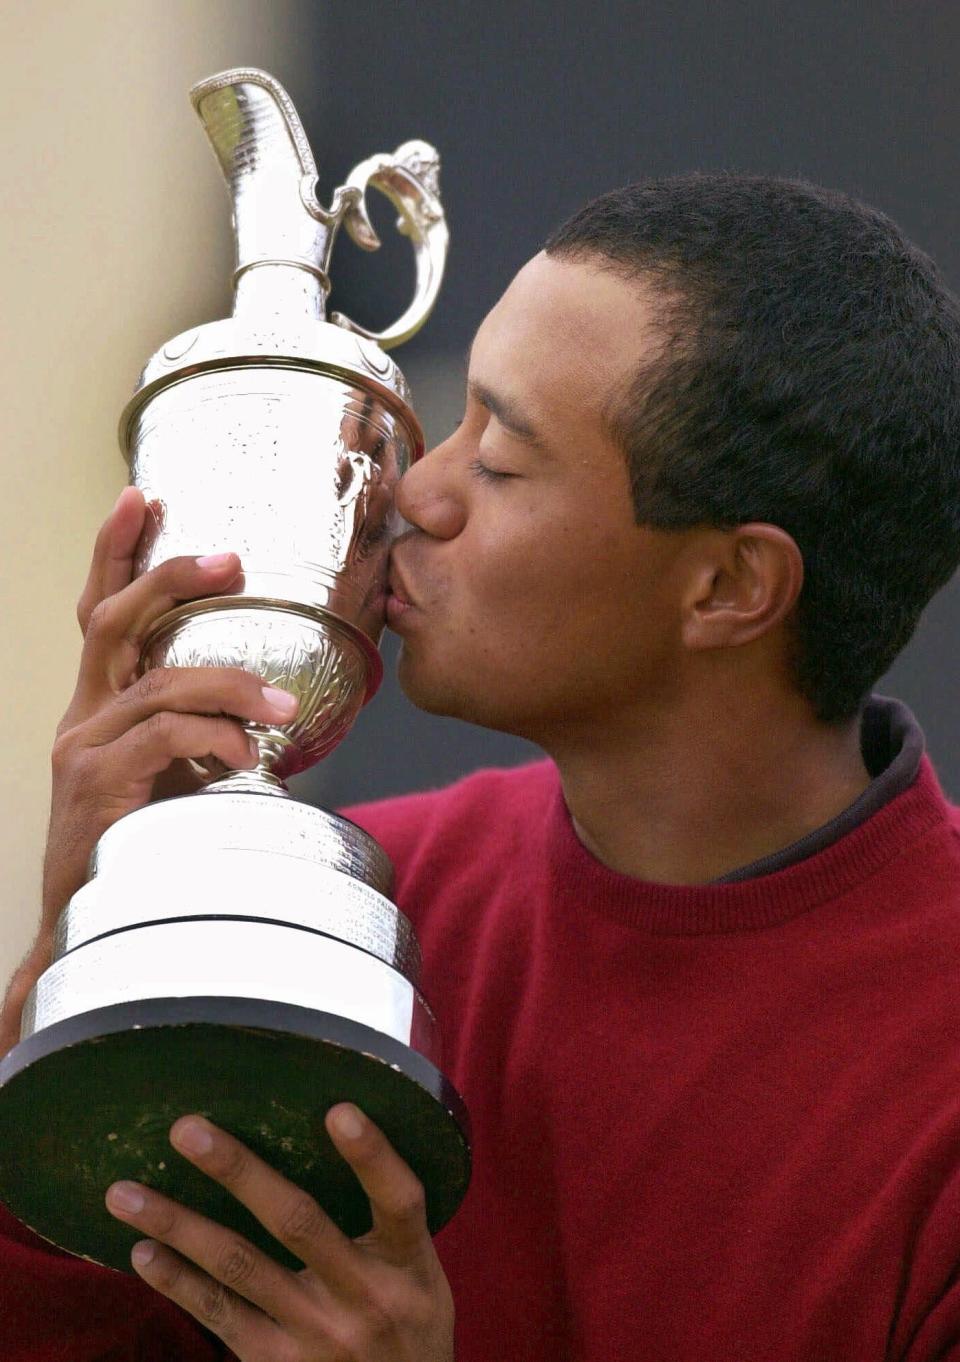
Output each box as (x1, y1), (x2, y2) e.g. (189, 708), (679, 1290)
(323, 140), (449, 351)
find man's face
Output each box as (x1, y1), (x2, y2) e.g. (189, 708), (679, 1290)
(387, 252), (697, 741)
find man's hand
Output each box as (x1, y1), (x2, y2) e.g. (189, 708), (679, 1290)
(0, 486), (300, 1055)
(104, 1105), (455, 1362)
(44, 488), (300, 934)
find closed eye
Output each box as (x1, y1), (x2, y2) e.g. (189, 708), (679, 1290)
(450, 413), (520, 480)
(469, 458), (518, 482)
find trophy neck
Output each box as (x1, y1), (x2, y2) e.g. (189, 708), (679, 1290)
(233, 264), (327, 322)
(188, 67), (449, 347)
(190, 68), (353, 323)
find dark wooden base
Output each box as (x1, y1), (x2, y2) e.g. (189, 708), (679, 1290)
(0, 998), (470, 1273)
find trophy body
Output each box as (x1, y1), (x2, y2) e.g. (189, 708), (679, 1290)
(0, 70), (469, 1271)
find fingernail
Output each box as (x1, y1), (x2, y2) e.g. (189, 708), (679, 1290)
(248, 736), (261, 765)
(107, 1182), (145, 1215)
(331, 1104), (366, 1140)
(171, 1117), (214, 1156)
(197, 552), (236, 569)
(131, 1240), (156, 1268)
(261, 685), (299, 717)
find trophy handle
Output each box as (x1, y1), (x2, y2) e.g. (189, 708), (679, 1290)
(325, 141), (449, 351)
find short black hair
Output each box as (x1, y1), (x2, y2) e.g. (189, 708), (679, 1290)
(545, 174), (960, 722)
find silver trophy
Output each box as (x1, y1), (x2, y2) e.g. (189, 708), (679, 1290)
(0, 69), (469, 1272)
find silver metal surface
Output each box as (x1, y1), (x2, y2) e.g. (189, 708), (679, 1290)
(121, 67), (448, 789)
(56, 793), (419, 982)
(130, 367), (412, 778)
(56, 858), (420, 982)
(189, 67), (447, 349)
(88, 794), (393, 896)
(15, 69), (453, 1098)
(23, 922), (439, 1064)
(131, 370), (409, 636)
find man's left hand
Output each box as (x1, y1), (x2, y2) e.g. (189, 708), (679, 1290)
(104, 1104), (454, 1362)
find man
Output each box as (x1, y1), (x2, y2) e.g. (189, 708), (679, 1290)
(4, 172), (960, 1360)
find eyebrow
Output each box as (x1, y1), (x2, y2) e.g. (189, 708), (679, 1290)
(463, 342), (546, 447)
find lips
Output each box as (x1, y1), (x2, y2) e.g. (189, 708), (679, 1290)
(386, 564), (416, 626)
(387, 566), (415, 608)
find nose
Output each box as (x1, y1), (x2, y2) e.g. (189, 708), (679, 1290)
(395, 443), (466, 540)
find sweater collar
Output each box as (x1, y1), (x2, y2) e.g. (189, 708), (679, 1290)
(545, 696), (950, 935)
(714, 694), (923, 883)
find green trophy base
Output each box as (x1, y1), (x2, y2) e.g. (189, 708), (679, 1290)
(0, 997), (470, 1272)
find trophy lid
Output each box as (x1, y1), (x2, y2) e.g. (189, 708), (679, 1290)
(120, 68), (448, 457)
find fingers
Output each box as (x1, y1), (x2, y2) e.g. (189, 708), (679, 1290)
(54, 668), (299, 794)
(325, 1105), (432, 1263)
(164, 1116), (364, 1292)
(76, 487), (146, 636)
(153, 1112), (432, 1275)
(83, 666), (299, 748)
(105, 1179), (310, 1338)
(123, 1238), (292, 1360)
(78, 551), (243, 700)
(107, 711), (260, 783)
(104, 1117), (448, 1360)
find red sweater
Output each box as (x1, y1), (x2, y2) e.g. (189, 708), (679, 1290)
(346, 752), (960, 1361)
(4, 738), (960, 1359)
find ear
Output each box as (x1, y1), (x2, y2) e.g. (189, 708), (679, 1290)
(679, 524), (804, 652)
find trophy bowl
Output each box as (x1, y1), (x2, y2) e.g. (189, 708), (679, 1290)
(130, 365), (410, 787)
(0, 67), (469, 1272)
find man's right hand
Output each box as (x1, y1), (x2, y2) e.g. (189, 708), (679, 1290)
(40, 485), (300, 950)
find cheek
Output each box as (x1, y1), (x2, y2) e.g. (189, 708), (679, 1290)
(461, 539), (639, 687)
(462, 523), (576, 633)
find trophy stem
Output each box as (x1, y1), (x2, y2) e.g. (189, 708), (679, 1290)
(199, 768), (289, 798)
(195, 724), (294, 797)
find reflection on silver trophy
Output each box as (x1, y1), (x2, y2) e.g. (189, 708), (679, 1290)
(0, 68), (470, 1272)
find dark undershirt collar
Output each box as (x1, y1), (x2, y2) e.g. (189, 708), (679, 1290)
(713, 693), (924, 884)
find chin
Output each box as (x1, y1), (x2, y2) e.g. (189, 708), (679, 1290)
(396, 654), (477, 721)
(396, 647), (525, 733)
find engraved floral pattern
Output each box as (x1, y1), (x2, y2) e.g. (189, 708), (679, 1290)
(143, 605), (369, 780)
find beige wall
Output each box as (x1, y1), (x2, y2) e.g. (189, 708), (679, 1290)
(0, 1), (312, 982)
